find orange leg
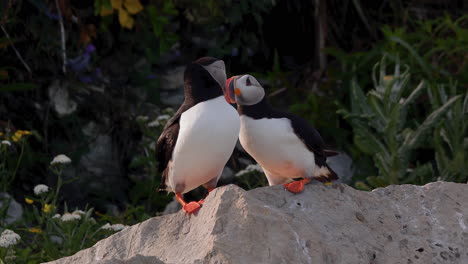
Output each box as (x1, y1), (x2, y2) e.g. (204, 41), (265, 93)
(198, 187), (216, 205)
(175, 192), (201, 214)
(284, 178), (312, 194)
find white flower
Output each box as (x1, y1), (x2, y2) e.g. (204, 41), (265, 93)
(50, 154), (71, 165)
(101, 223), (128, 231)
(33, 184), (49, 195)
(61, 213), (81, 222)
(52, 214), (61, 219)
(72, 210), (85, 215)
(0, 229), (21, 248)
(136, 115), (149, 122)
(147, 120), (160, 127)
(157, 114), (170, 121)
(1, 140), (11, 146)
(235, 164), (264, 177)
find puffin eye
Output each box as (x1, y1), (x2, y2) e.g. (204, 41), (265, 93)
(246, 77), (252, 86)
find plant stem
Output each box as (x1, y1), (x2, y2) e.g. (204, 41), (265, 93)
(54, 0), (67, 73)
(0, 25), (32, 75)
(8, 140), (25, 189)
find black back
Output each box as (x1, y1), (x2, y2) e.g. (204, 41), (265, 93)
(156, 58), (224, 190)
(238, 97), (329, 167)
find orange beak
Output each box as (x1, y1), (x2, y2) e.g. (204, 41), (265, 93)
(224, 76), (239, 104)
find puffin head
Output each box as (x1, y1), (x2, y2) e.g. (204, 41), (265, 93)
(225, 74), (265, 105)
(194, 56), (227, 92)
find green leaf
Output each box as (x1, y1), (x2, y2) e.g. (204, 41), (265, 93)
(402, 94), (462, 151)
(387, 36), (432, 77)
(0, 83), (38, 92)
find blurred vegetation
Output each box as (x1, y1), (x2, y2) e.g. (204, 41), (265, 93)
(0, 0), (467, 262)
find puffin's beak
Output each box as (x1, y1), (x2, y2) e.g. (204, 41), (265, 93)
(224, 76), (238, 104)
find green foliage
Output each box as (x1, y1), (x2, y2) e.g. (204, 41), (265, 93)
(428, 84), (468, 182)
(338, 56), (461, 190)
(0, 150), (127, 262)
(128, 108), (176, 213)
(326, 14), (468, 89)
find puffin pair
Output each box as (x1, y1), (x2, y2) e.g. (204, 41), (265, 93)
(156, 57), (337, 214)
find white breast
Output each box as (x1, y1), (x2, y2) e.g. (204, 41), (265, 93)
(168, 97), (240, 194)
(239, 116), (316, 185)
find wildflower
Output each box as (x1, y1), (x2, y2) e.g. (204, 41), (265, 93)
(43, 204), (52, 213)
(25, 198), (34, 204)
(16, 130), (31, 135)
(383, 75), (393, 81)
(0, 229), (21, 247)
(235, 164), (264, 177)
(1, 140), (11, 146)
(52, 214), (61, 219)
(147, 120), (160, 127)
(136, 115), (149, 122)
(101, 223), (128, 231)
(34, 184), (50, 195)
(157, 114), (170, 121)
(50, 154), (71, 165)
(61, 213), (81, 222)
(28, 227), (42, 234)
(11, 134), (20, 142)
(72, 209), (85, 215)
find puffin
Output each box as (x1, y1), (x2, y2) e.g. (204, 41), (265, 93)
(225, 74), (338, 193)
(156, 57), (240, 214)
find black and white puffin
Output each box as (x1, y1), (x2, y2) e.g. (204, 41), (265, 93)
(225, 74), (338, 193)
(156, 57), (240, 214)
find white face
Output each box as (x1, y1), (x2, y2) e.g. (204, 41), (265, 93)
(234, 75), (265, 106)
(202, 60), (227, 89)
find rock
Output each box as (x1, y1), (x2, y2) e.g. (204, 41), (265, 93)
(48, 81), (78, 117)
(161, 198), (181, 216)
(159, 66), (185, 107)
(0, 193), (23, 225)
(327, 152), (354, 184)
(47, 182), (468, 264)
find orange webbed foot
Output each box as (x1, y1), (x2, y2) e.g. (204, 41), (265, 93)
(284, 180), (305, 194)
(183, 202), (201, 214)
(283, 178), (311, 194)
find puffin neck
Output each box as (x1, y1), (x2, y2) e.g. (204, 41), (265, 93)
(183, 63), (223, 104)
(237, 97), (273, 119)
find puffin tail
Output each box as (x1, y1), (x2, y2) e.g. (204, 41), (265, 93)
(312, 164), (338, 183)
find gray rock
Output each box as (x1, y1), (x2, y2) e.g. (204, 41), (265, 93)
(327, 152), (354, 184)
(0, 193), (23, 225)
(159, 66), (186, 107)
(48, 81), (77, 117)
(47, 182), (468, 264)
(219, 166), (234, 182)
(161, 198), (181, 216)
(160, 66), (185, 91)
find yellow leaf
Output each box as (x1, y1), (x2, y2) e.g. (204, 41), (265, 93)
(111, 0), (122, 10)
(28, 227), (42, 233)
(101, 5), (114, 16)
(124, 0), (143, 15)
(118, 9), (134, 29)
(25, 198), (34, 204)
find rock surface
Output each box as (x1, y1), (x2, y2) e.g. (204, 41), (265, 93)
(47, 182), (468, 264)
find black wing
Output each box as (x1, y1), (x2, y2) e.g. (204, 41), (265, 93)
(155, 103), (192, 190)
(275, 111), (339, 181)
